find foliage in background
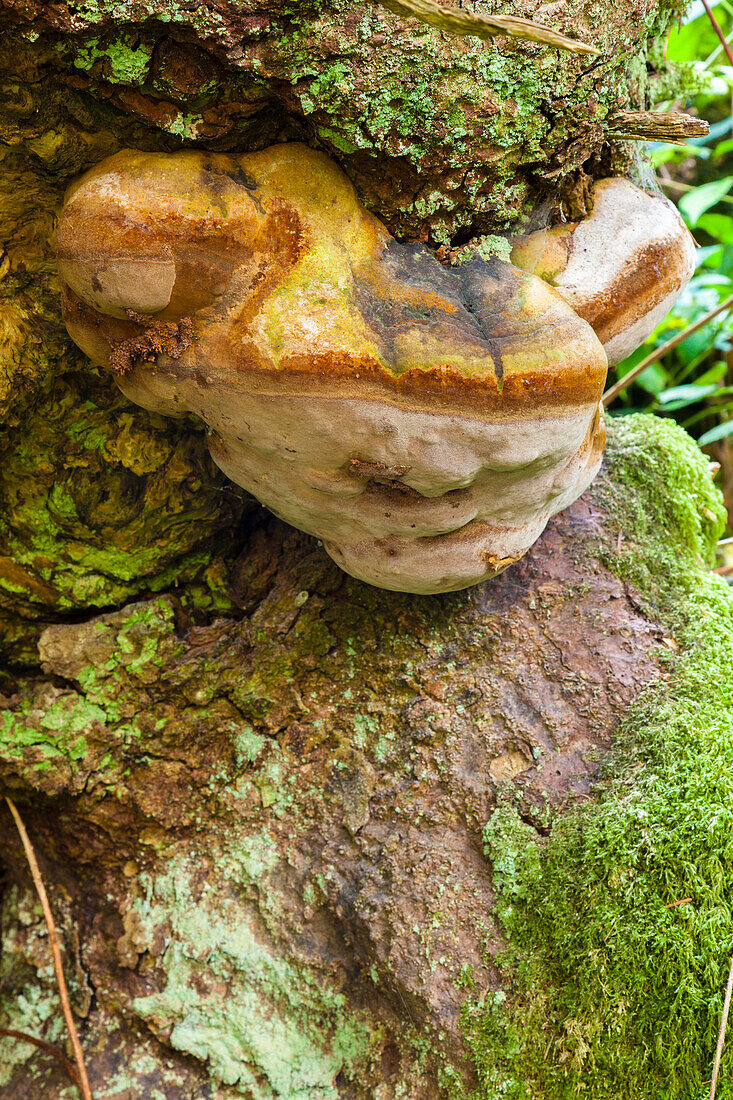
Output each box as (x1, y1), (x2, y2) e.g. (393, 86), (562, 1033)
(613, 0), (733, 452)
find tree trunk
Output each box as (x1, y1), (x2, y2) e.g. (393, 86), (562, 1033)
(1, 4), (731, 1099)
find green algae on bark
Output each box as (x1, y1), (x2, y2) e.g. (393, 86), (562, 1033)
(0, 370), (248, 663)
(464, 415), (733, 1099)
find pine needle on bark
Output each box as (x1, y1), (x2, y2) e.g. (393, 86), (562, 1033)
(710, 951), (733, 1099)
(5, 797), (95, 1100)
(603, 294), (733, 407)
(0, 1028), (80, 1086)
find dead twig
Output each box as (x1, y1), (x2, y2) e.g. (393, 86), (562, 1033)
(375, 0), (600, 54)
(710, 950), (733, 1099)
(5, 798), (95, 1100)
(665, 897), (692, 907)
(0, 1028), (80, 1086)
(603, 293), (733, 407)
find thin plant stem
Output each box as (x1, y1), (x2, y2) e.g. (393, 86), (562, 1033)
(710, 950), (733, 1099)
(0, 1028), (80, 1086)
(603, 293), (733, 407)
(701, 0), (733, 70)
(5, 798), (94, 1100)
(659, 179), (733, 207)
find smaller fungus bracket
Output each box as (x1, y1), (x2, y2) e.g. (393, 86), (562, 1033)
(55, 144), (626, 594)
(510, 177), (697, 366)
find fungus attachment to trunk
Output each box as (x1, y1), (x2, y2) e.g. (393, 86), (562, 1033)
(55, 144), (609, 594)
(510, 177), (697, 366)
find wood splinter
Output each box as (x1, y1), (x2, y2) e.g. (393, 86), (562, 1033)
(375, 0), (601, 54)
(607, 110), (709, 144)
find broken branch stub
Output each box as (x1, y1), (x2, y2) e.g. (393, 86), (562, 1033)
(607, 110), (709, 144)
(55, 145), (608, 594)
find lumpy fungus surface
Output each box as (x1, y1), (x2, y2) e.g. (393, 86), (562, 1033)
(56, 144), (677, 594)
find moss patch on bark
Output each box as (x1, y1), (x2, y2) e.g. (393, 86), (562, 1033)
(463, 415), (733, 1099)
(0, 148), (252, 664)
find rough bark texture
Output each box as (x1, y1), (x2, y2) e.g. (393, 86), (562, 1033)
(0, 0), (683, 243)
(1, 417), (728, 1099)
(1, 2), (731, 1099)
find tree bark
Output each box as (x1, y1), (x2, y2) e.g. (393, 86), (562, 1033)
(0, 447), (679, 1097)
(0, 2), (728, 1098)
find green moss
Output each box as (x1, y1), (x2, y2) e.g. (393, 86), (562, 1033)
(460, 415), (733, 1099)
(0, 372), (247, 661)
(68, 36), (152, 83)
(165, 111), (206, 139)
(0, 142), (250, 662)
(450, 235), (513, 266)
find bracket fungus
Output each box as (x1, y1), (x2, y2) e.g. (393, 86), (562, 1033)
(55, 144), (611, 594)
(510, 178), (697, 366)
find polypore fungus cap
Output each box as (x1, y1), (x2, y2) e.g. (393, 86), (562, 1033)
(510, 178), (696, 365)
(56, 144), (607, 594)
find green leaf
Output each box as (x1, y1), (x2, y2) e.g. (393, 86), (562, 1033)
(698, 420), (733, 445)
(713, 138), (733, 159)
(695, 360), (729, 385)
(696, 213), (733, 245)
(697, 244), (724, 269)
(651, 145), (710, 167)
(635, 364), (669, 395)
(678, 177), (733, 227)
(667, 6), (731, 62)
(658, 384), (721, 407)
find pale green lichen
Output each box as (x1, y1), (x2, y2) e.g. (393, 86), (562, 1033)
(129, 843), (380, 1098)
(459, 415), (733, 1099)
(0, 886), (67, 1089)
(449, 235), (513, 266)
